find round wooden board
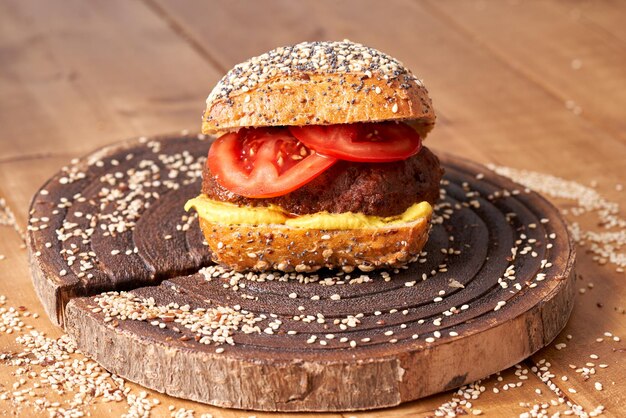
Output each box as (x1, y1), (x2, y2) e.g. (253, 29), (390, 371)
(27, 134), (576, 412)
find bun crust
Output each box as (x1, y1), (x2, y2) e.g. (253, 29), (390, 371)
(202, 41), (435, 135)
(198, 215), (432, 273)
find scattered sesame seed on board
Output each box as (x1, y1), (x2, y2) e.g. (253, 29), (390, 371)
(0, 198), (24, 241)
(489, 164), (625, 271)
(0, 298), (173, 417)
(25, 138), (624, 410)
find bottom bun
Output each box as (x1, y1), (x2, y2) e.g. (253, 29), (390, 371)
(198, 214), (432, 273)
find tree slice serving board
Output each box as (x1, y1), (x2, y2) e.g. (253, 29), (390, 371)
(27, 134), (576, 412)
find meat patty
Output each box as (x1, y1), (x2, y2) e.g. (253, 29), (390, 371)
(202, 146), (443, 217)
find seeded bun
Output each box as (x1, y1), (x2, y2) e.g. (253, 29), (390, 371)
(198, 214), (432, 273)
(195, 40), (439, 273)
(202, 40), (435, 137)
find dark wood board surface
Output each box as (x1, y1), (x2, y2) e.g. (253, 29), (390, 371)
(1, 1), (624, 416)
(26, 135), (575, 411)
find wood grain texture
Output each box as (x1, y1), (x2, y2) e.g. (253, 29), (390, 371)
(26, 135), (211, 326)
(28, 136), (577, 411)
(0, 153), (584, 418)
(0, 0), (218, 160)
(0, 0), (625, 415)
(425, 0), (626, 142)
(153, 0), (626, 180)
(558, 0), (626, 44)
(0, 219), (332, 418)
(139, 12), (625, 412)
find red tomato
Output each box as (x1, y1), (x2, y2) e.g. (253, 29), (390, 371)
(289, 122), (422, 162)
(208, 128), (337, 198)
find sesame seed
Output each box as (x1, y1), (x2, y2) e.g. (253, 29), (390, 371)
(206, 41), (424, 103)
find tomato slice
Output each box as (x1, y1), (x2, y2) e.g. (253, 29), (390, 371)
(208, 128), (337, 198)
(289, 122), (422, 162)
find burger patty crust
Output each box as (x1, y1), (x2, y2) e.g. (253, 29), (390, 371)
(202, 146), (443, 217)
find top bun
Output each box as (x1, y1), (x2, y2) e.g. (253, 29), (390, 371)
(202, 40), (435, 136)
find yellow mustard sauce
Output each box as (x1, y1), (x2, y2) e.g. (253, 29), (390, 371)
(185, 195), (432, 230)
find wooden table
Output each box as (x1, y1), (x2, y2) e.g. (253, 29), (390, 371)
(1, 1), (624, 416)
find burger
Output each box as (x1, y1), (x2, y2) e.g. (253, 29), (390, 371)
(185, 40), (442, 273)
